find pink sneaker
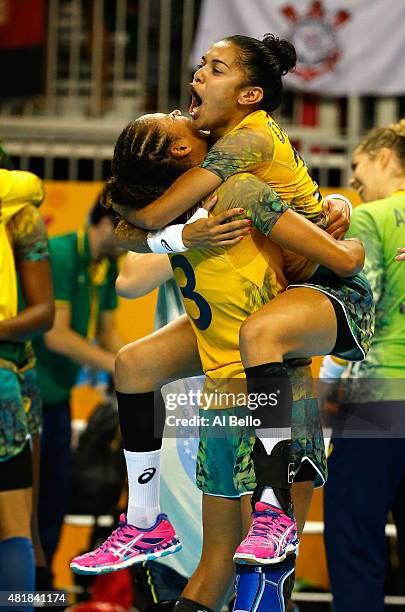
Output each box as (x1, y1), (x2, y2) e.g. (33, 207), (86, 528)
(70, 513), (181, 575)
(233, 502), (299, 565)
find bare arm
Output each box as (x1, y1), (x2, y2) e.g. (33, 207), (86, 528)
(270, 210), (364, 277)
(0, 260), (54, 341)
(114, 219), (152, 252)
(97, 309), (125, 353)
(111, 127), (277, 230)
(114, 207), (250, 253)
(116, 252), (173, 298)
(113, 167), (221, 230)
(211, 174), (364, 277)
(44, 307), (115, 373)
(0, 204), (54, 341)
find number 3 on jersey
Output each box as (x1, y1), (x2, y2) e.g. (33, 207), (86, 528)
(171, 255), (212, 331)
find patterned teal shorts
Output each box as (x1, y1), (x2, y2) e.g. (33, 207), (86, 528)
(289, 266), (374, 362)
(0, 367), (42, 462)
(196, 396), (327, 498)
(21, 368), (42, 438)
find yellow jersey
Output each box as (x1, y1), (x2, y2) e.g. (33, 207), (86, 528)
(170, 173), (313, 405)
(0, 170), (44, 321)
(201, 109), (323, 222)
(172, 223), (284, 384)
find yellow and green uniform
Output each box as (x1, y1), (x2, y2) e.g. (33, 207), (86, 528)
(33, 228), (118, 404)
(170, 174), (327, 495)
(201, 109), (323, 222)
(201, 110), (374, 359)
(0, 203), (48, 461)
(172, 204), (285, 390)
(0, 169), (44, 323)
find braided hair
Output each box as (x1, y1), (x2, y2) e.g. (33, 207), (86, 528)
(102, 116), (186, 211)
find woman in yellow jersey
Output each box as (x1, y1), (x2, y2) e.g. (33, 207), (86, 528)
(0, 167), (54, 602)
(72, 109), (373, 609)
(103, 34), (373, 565)
(114, 35), (326, 228)
(106, 34), (363, 375)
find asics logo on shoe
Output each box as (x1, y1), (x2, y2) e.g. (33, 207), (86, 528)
(138, 467), (156, 484)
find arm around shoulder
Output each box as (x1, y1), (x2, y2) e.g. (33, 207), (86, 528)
(120, 167), (221, 230)
(270, 209), (365, 277)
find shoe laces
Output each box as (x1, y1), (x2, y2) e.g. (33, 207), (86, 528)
(247, 509), (288, 543)
(92, 519), (128, 555)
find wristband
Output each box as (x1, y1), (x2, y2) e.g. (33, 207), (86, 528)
(319, 355), (348, 382)
(146, 224), (187, 253)
(326, 193), (353, 216)
(185, 207), (209, 224)
(146, 207), (209, 253)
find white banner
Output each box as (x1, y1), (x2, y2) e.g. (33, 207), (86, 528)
(191, 0), (405, 95)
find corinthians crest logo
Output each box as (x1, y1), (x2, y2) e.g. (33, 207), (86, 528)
(281, 1), (350, 81)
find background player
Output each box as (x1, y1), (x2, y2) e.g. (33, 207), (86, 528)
(322, 119), (405, 612)
(0, 168), (53, 601)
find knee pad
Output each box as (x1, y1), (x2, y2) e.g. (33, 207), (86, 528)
(251, 439), (294, 514)
(233, 557), (296, 612)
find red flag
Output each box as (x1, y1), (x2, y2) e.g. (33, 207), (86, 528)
(0, 0), (45, 49)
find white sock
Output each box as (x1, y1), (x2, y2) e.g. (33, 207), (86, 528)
(256, 429), (290, 455)
(255, 430), (291, 510)
(125, 448), (161, 528)
(260, 487), (283, 508)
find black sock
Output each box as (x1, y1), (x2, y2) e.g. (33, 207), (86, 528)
(116, 390), (165, 452)
(245, 362), (294, 513)
(174, 598), (214, 612)
(35, 566), (53, 591)
(245, 362), (292, 433)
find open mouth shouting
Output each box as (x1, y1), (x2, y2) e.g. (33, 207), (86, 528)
(189, 85), (203, 119)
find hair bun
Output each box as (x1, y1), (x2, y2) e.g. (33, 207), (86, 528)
(262, 33), (297, 75)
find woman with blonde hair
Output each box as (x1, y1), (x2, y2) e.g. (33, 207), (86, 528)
(323, 118), (405, 612)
